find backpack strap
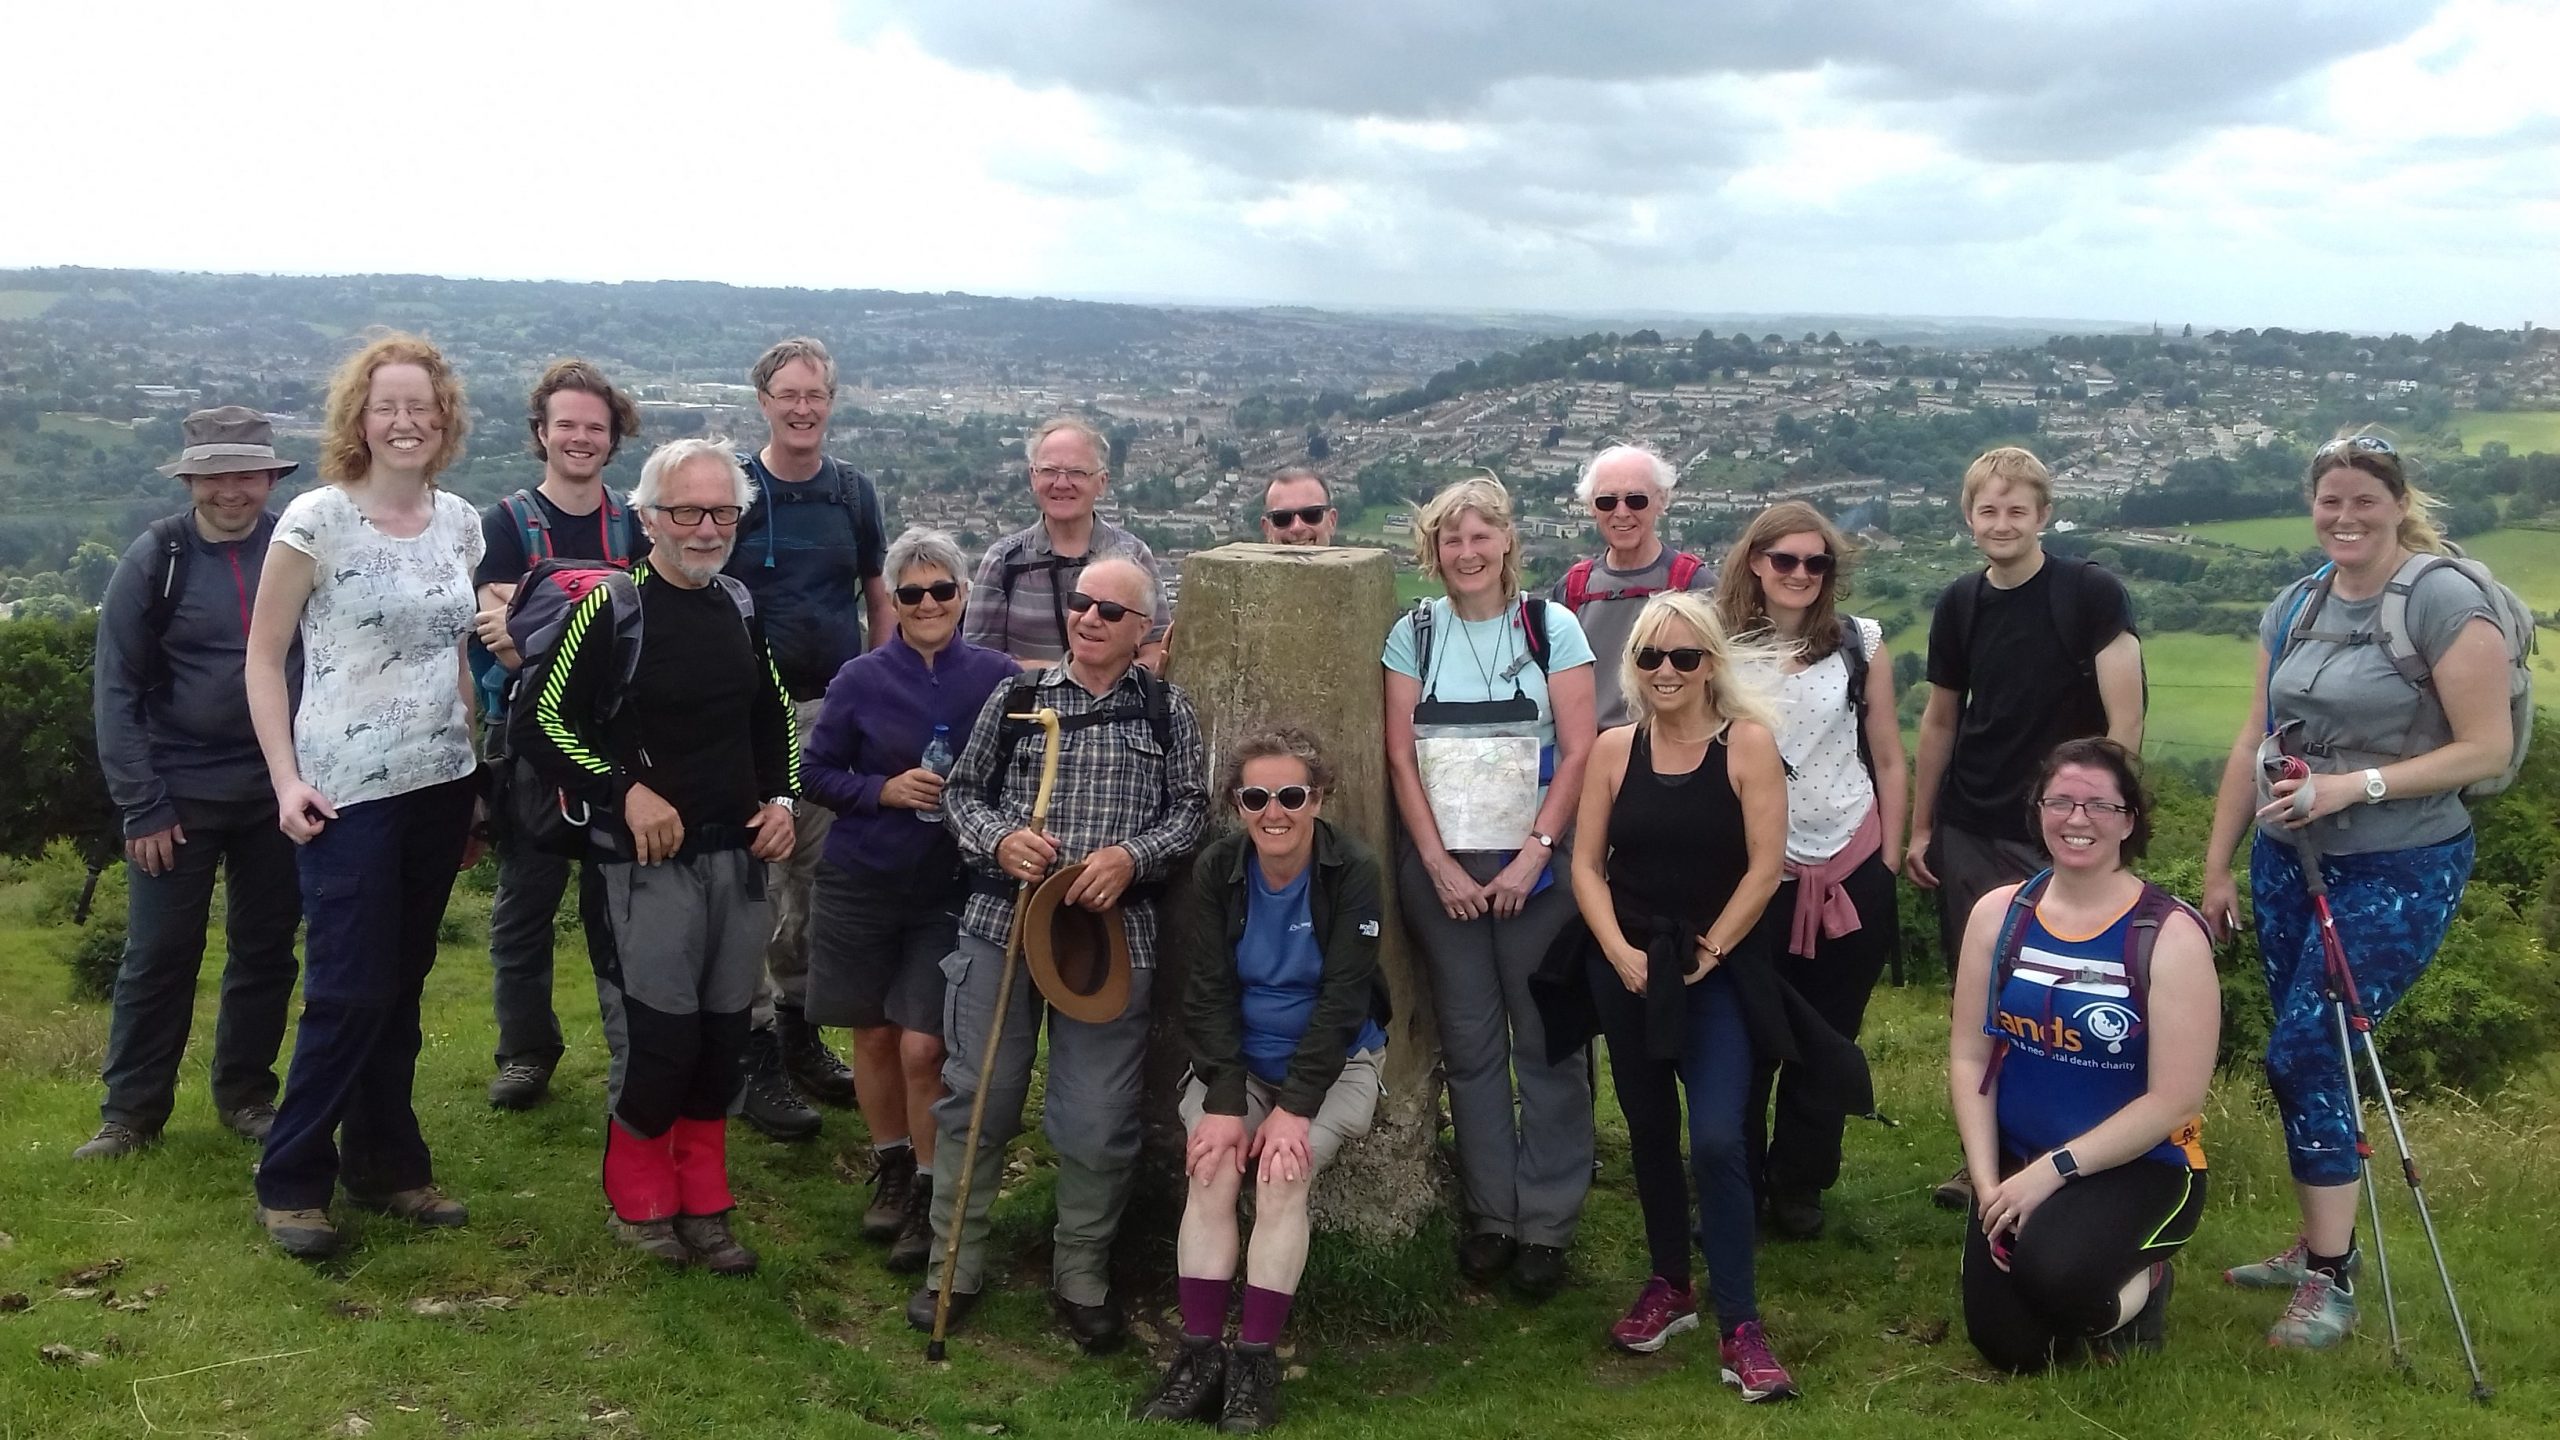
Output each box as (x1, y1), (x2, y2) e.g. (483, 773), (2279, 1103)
(2265, 567), (2332, 733)
(2373, 553), (2456, 689)
(2046, 554), (2095, 681)
(1838, 614), (1877, 781)
(1666, 551), (1705, 590)
(1520, 595), (1551, 675)
(1561, 558), (1595, 611)
(1409, 598), (1437, 700)
(500, 488), (551, 565)
(1977, 869), (2053, 1094)
(137, 512), (193, 690)
(1938, 569), (1989, 693)
(980, 669), (1170, 807)
(599, 490), (635, 569)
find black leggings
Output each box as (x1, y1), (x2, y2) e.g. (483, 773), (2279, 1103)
(1747, 855), (1897, 1198)
(1962, 1155), (2205, 1373)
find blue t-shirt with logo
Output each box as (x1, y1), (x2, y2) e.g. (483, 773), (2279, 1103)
(1238, 853), (1387, 1084)
(1988, 899), (2204, 1171)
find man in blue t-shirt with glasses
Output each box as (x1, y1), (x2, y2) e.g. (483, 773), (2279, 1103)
(723, 336), (895, 1139)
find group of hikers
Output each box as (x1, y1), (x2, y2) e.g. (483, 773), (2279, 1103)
(80, 329), (2522, 1427)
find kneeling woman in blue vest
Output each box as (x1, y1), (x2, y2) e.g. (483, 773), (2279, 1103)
(1949, 738), (2218, 1371)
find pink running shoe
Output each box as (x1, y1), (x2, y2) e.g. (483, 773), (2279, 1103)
(1718, 1320), (1801, 1402)
(1609, 1276), (1699, 1354)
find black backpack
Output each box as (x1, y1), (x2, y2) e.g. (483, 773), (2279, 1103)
(979, 668), (1172, 808)
(1933, 553), (2143, 701)
(1408, 594), (1553, 694)
(135, 513), (194, 691)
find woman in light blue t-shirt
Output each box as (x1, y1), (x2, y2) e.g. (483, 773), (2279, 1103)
(1382, 472), (1598, 1299)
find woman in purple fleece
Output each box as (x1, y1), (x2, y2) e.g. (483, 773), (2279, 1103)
(802, 526), (1018, 1269)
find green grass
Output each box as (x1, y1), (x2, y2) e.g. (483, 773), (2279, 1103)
(5, 868), (2559, 1437)
(2141, 631), (2262, 765)
(34, 413), (142, 444)
(2453, 410), (2560, 457)
(0, 290), (66, 320)
(2450, 528), (2560, 614)
(2178, 516), (2317, 553)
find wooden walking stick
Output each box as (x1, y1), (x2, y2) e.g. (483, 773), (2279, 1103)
(928, 706), (1063, 1361)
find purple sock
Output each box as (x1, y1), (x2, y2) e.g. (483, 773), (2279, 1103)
(1238, 1285), (1295, 1347)
(1179, 1275), (1233, 1340)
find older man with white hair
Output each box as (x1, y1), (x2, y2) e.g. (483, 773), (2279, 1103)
(1554, 444), (1714, 727)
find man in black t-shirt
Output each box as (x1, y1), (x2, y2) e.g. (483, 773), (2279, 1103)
(720, 337), (893, 1138)
(519, 437), (799, 1272)
(1907, 446), (2144, 1208)
(469, 360), (646, 1112)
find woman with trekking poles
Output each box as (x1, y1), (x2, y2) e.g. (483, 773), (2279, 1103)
(1716, 501), (1908, 1241)
(1950, 738), (2218, 1372)
(243, 333), (486, 1260)
(1563, 592), (1807, 1398)
(1382, 472), (1599, 1301)
(2202, 433), (2517, 1351)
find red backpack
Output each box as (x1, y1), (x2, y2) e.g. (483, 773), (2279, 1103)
(1560, 550), (1707, 610)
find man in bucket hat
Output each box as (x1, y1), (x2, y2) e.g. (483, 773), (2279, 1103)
(911, 556), (1207, 1354)
(79, 406), (305, 1158)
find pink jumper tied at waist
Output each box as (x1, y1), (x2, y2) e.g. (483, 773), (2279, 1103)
(1783, 803), (1881, 959)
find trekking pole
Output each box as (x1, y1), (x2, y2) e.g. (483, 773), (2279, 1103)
(2271, 757), (2492, 1401)
(928, 708), (1062, 1362)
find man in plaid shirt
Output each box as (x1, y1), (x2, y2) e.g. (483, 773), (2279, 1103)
(911, 557), (1207, 1354)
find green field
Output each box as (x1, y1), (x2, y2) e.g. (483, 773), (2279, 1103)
(2141, 630), (2261, 765)
(2178, 516), (2316, 553)
(4, 860), (2559, 1438)
(2453, 410), (2560, 457)
(0, 289), (66, 320)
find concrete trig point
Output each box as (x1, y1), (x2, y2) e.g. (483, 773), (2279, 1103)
(1154, 542), (1441, 1242)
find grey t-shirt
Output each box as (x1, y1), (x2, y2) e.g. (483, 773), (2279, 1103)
(2258, 560), (2494, 854)
(1553, 549), (1711, 728)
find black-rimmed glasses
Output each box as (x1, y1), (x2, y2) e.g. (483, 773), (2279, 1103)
(1235, 784), (1315, 813)
(894, 580), (960, 605)
(650, 503), (743, 527)
(1635, 646), (1707, 672)
(2034, 797), (2134, 818)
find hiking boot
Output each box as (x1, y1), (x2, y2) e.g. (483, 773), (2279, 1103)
(1766, 1187), (1825, 1241)
(487, 1061), (554, 1111)
(1457, 1232), (1517, 1286)
(350, 1185), (469, 1227)
(1054, 1290), (1128, 1354)
(73, 1121), (156, 1160)
(673, 1213), (759, 1276)
(1135, 1335), (1227, 1423)
(1511, 1243), (1569, 1301)
(1218, 1341), (1281, 1434)
(739, 1027), (822, 1140)
(864, 1145), (917, 1242)
(2094, 1261), (2172, 1361)
(2268, 1266), (2359, 1350)
(608, 1215), (691, 1266)
(258, 1205), (341, 1260)
(1932, 1166), (1974, 1212)
(1609, 1275), (1701, 1354)
(906, 1284), (979, 1334)
(1718, 1320), (1801, 1402)
(778, 1007), (856, 1108)
(217, 1101), (278, 1142)
(886, 1176), (936, 1275)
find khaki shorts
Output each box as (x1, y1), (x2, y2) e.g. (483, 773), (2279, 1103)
(1179, 1048), (1385, 1174)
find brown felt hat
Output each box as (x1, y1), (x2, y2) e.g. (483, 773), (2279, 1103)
(158, 405), (300, 479)
(1022, 861), (1133, 1024)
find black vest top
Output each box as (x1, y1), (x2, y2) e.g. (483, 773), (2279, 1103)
(1604, 725), (1749, 930)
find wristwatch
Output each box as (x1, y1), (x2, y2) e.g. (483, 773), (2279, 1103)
(1528, 830), (1557, 851)
(2362, 768), (2388, 805)
(766, 795), (798, 817)
(2050, 1148), (2082, 1182)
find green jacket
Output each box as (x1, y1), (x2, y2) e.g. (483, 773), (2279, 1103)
(1179, 817), (1389, 1119)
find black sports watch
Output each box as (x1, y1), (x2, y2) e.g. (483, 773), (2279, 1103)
(2050, 1148), (2082, 1182)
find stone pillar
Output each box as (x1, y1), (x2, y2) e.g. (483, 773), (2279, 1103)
(1154, 543), (1440, 1242)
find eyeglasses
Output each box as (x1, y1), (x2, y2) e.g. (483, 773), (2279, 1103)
(1033, 464), (1103, 484)
(2315, 435), (2396, 461)
(1634, 646), (1707, 672)
(2034, 797), (2135, 818)
(650, 504), (743, 527)
(1592, 492), (1651, 513)
(1266, 505), (1331, 528)
(1066, 592), (1142, 624)
(894, 580), (960, 606)
(1234, 784), (1315, 813)
(764, 389), (832, 408)
(1760, 550), (1836, 576)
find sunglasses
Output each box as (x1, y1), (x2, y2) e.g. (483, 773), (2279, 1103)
(1759, 550), (1835, 576)
(1265, 505), (1331, 528)
(1066, 592), (1141, 624)
(1234, 784), (1315, 813)
(1635, 646), (1707, 672)
(894, 580), (960, 605)
(1592, 492), (1651, 513)
(2315, 435), (2396, 461)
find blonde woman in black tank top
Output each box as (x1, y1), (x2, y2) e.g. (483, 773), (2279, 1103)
(1569, 592), (1802, 1401)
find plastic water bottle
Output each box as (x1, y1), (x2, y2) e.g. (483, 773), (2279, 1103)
(918, 725), (955, 824)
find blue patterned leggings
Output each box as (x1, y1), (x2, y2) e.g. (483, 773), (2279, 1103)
(2251, 829), (2473, 1186)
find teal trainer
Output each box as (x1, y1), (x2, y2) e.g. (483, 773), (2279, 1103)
(2267, 1268), (2359, 1350)
(2225, 1236), (2309, 1289)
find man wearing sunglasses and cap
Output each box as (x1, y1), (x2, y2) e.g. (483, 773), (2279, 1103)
(913, 555), (1207, 1354)
(79, 407), (306, 1159)
(1554, 445), (1714, 728)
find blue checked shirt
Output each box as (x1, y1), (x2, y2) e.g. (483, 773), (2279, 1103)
(944, 663), (1209, 965)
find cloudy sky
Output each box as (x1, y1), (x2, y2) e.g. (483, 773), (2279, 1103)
(6, 1), (2555, 334)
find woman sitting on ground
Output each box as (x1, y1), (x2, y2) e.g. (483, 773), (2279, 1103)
(1141, 726), (1388, 1435)
(1950, 738), (2217, 1372)
(1566, 592), (1801, 1400)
